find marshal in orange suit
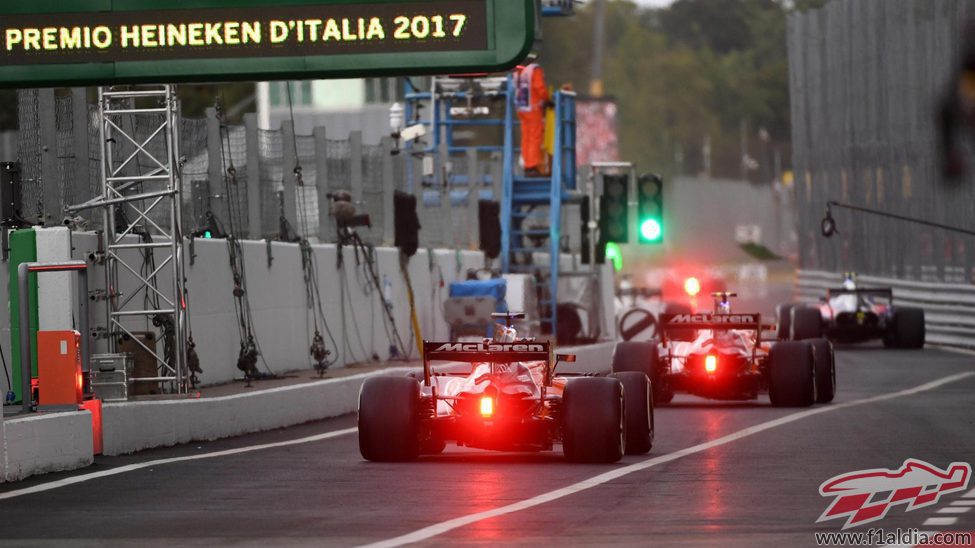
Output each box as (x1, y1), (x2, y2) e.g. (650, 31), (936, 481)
(515, 63), (550, 177)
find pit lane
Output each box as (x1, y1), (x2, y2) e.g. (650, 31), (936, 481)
(0, 345), (972, 547)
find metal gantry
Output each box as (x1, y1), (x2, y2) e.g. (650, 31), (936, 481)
(402, 74), (580, 338)
(96, 84), (188, 393)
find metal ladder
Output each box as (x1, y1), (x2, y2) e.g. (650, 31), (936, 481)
(501, 81), (577, 338)
(402, 74), (578, 339)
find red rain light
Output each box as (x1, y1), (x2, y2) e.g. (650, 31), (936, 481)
(480, 396), (494, 417)
(685, 277), (702, 297)
(705, 355), (718, 374)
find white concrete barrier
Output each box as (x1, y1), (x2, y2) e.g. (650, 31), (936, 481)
(2, 411), (93, 482)
(100, 370), (407, 456)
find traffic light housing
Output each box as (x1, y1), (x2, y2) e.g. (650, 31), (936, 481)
(637, 173), (664, 244)
(599, 174), (629, 244)
(393, 190), (421, 257)
(478, 199), (502, 259)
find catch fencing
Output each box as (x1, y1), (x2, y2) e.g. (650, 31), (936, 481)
(789, 0), (975, 284)
(13, 88), (503, 251)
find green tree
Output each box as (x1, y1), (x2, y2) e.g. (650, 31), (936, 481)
(541, 0), (801, 180)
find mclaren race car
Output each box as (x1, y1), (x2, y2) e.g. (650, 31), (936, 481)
(613, 293), (835, 406)
(777, 274), (925, 348)
(358, 313), (654, 463)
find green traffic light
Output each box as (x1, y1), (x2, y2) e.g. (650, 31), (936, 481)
(639, 218), (662, 243)
(605, 242), (623, 271)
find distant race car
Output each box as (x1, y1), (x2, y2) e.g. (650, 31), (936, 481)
(659, 269), (728, 315)
(358, 313), (654, 463)
(777, 276), (925, 348)
(613, 293), (835, 406)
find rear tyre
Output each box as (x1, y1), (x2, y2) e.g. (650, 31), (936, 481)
(768, 341), (816, 407)
(892, 307), (925, 349)
(790, 306), (824, 340)
(809, 338), (836, 403)
(610, 372), (654, 455)
(562, 378), (625, 463)
(612, 341), (672, 406)
(358, 376), (421, 461)
(776, 304), (794, 341)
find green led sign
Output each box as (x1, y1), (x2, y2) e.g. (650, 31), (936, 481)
(0, 0), (534, 87)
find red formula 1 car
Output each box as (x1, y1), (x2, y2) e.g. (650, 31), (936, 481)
(613, 293), (836, 406)
(358, 314), (654, 463)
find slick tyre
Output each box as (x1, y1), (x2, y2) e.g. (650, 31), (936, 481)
(563, 377), (625, 463)
(809, 338), (836, 403)
(610, 371), (654, 455)
(892, 307), (925, 349)
(358, 376), (421, 462)
(768, 341), (816, 407)
(790, 306), (824, 340)
(776, 304), (794, 341)
(612, 340), (672, 405)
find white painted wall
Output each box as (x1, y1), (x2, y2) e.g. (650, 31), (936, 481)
(182, 239), (487, 384)
(7, 232), (616, 389)
(62, 234), (488, 385)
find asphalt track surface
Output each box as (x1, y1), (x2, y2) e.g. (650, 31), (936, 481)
(2, 345), (974, 547)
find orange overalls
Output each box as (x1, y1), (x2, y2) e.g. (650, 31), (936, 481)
(515, 64), (549, 175)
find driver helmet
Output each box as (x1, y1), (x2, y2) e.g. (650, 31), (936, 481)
(494, 324), (517, 343)
(843, 271), (857, 290)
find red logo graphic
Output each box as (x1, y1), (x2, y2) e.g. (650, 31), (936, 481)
(818, 459), (971, 529)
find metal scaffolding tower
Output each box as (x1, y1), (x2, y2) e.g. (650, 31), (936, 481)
(90, 85), (188, 393)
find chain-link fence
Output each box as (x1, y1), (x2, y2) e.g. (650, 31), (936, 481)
(15, 89), (497, 251)
(790, 0), (975, 283)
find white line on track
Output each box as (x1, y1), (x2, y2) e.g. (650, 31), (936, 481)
(964, 488), (975, 498)
(924, 517), (959, 527)
(936, 507), (972, 514)
(0, 427), (358, 501)
(361, 372), (975, 548)
(951, 500), (975, 506)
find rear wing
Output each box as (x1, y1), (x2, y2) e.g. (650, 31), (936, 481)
(421, 340), (573, 387)
(660, 313), (772, 342)
(424, 341), (551, 364)
(825, 287), (893, 300)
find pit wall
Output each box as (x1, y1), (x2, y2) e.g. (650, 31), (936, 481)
(2, 411), (93, 482)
